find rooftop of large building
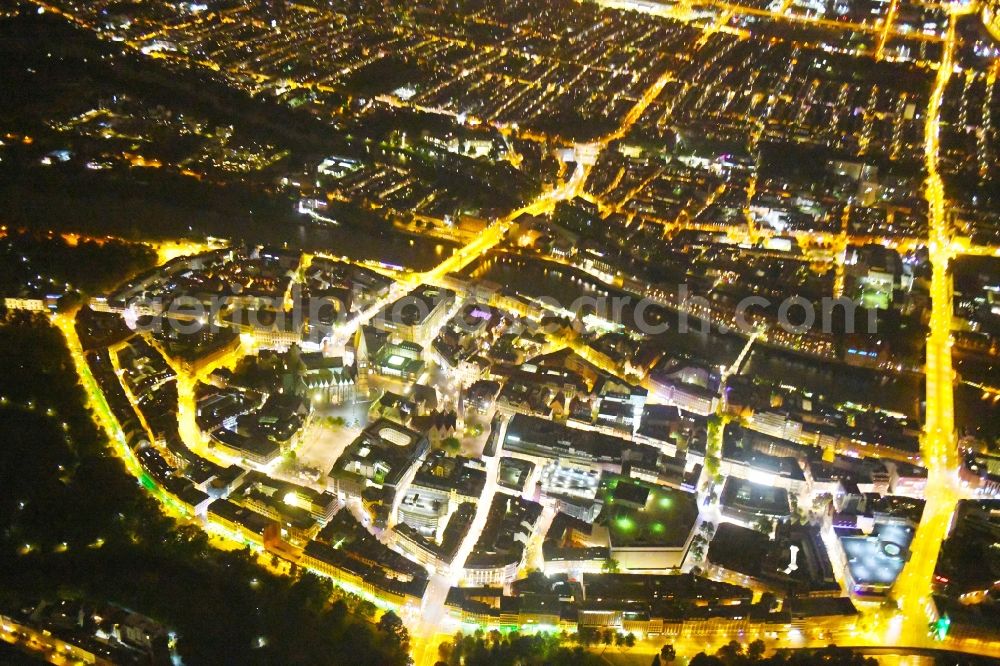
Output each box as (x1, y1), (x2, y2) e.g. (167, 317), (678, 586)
(411, 451), (487, 499)
(722, 424), (808, 481)
(466, 494), (542, 569)
(374, 284), (455, 328)
(394, 501), (476, 564)
(840, 522), (914, 591)
(302, 539), (428, 601)
(210, 427), (280, 462)
(329, 418), (428, 488)
(933, 499), (1000, 595)
(720, 476), (791, 518)
(316, 511), (426, 581)
(581, 572), (751, 605)
(708, 521), (839, 594)
(597, 474), (698, 549)
(503, 413), (632, 464)
(207, 498), (274, 536)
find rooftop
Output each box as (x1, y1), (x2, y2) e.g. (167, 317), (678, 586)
(411, 451), (488, 499)
(841, 522), (914, 590)
(720, 476), (791, 518)
(329, 418), (428, 488)
(503, 413), (633, 465)
(597, 474), (698, 549)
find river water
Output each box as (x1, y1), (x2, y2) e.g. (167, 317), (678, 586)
(0, 177), (458, 271)
(465, 253), (925, 419)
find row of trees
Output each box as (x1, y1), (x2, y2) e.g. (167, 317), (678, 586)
(436, 632), (885, 666)
(436, 628), (635, 666)
(689, 519), (717, 561)
(679, 642), (878, 666)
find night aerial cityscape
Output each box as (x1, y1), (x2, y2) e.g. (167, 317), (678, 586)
(1, 0), (1000, 665)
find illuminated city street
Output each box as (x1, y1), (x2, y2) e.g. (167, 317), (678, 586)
(2, 0), (1000, 663)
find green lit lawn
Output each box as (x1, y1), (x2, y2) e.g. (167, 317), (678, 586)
(598, 475), (699, 548)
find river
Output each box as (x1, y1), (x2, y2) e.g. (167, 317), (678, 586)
(0, 175), (458, 271)
(465, 253), (926, 419)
